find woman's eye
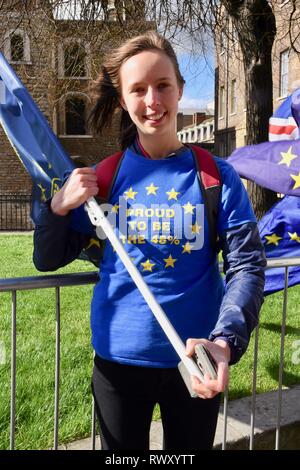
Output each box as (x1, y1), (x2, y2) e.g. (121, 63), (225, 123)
(158, 83), (169, 89)
(132, 88), (144, 93)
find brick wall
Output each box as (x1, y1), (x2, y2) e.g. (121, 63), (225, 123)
(0, 6), (145, 195)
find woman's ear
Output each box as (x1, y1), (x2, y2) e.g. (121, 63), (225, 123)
(178, 87), (183, 101)
(120, 98), (127, 111)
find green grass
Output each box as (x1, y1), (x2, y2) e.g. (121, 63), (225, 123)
(0, 233), (94, 450)
(0, 233), (300, 449)
(230, 288), (300, 399)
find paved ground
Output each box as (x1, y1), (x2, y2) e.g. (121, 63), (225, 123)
(58, 384), (300, 450)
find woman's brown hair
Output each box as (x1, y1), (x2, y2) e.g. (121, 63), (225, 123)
(88, 31), (185, 150)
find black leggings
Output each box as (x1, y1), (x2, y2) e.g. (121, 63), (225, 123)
(92, 355), (221, 450)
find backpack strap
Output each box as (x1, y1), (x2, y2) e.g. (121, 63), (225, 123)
(89, 151), (124, 264)
(92, 146), (221, 261)
(189, 145), (222, 250)
(95, 151), (124, 202)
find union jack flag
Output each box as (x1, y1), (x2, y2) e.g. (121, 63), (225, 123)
(269, 91), (300, 141)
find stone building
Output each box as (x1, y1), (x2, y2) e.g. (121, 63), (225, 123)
(0, 0), (147, 228)
(177, 110), (214, 152)
(214, 1), (300, 157)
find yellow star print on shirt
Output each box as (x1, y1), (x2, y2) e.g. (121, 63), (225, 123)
(163, 254), (177, 268)
(265, 233), (282, 246)
(166, 188), (180, 200)
(124, 187), (138, 200)
(85, 238), (101, 249)
(141, 259), (155, 272)
(190, 222), (202, 234)
(182, 202), (196, 214)
(288, 232), (300, 243)
(146, 183), (159, 195)
(182, 242), (194, 254)
(111, 204), (120, 214)
(291, 171), (300, 190)
(278, 146), (298, 167)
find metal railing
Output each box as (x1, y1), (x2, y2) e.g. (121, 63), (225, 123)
(0, 258), (299, 450)
(0, 272), (99, 451)
(0, 194), (34, 231)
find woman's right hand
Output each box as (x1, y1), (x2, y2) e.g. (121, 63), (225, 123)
(51, 167), (99, 216)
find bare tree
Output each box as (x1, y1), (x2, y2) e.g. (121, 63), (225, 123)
(219, 0), (278, 218)
(1, 0), (298, 216)
(143, 1), (281, 217)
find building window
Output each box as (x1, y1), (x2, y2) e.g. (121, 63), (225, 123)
(64, 43), (86, 78)
(58, 40), (90, 79)
(203, 127), (207, 141)
(229, 131), (236, 155)
(230, 79), (237, 113)
(219, 86), (225, 118)
(219, 140), (226, 158)
(220, 30), (226, 54)
(65, 97), (86, 135)
(280, 50), (289, 97)
(209, 124), (214, 136)
(4, 29), (31, 63)
(11, 33), (24, 62)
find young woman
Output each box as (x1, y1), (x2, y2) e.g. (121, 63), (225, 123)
(33, 31), (266, 450)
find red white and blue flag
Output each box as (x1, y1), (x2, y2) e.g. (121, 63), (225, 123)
(268, 90), (300, 141)
(227, 87), (300, 295)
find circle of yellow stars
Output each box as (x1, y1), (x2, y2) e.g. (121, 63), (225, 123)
(278, 145), (300, 190)
(116, 183), (202, 272)
(265, 231), (300, 246)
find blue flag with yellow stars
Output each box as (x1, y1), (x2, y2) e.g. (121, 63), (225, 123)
(258, 195), (300, 295)
(0, 52), (100, 266)
(227, 88), (300, 195)
(0, 52), (74, 208)
(227, 88), (300, 295)
(227, 139), (300, 195)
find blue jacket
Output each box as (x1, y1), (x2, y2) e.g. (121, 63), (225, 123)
(33, 152), (266, 366)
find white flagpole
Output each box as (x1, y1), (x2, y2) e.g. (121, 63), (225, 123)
(85, 197), (203, 382)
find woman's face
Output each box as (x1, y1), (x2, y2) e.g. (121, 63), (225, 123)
(119, 49), (183, 140)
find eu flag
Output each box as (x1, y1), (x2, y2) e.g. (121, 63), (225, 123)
(0, 52), (100, 266)
(0, 52), (74, 212)
(258, 195), (300, 295)
(227, 88), (300, 196)
(227, 88), (300, 295)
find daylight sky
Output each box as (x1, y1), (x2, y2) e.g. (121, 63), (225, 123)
(52, 1), (216, 112)
(177, 52), (215, 111)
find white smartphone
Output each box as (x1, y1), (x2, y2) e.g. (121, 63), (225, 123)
(194, 343), (218, 380)
(178, 343), (217, 398)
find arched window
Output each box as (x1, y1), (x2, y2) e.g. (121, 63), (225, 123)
(11, 33), (24, 62)
(4, 29), (31, 63)
(65, 96), (86, 135)
(64, 43), (86, 78)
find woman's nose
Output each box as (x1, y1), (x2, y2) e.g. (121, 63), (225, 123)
(145, 87), (160, 107)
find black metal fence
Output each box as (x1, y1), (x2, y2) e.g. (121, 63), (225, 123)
(0, 194), (34, 231)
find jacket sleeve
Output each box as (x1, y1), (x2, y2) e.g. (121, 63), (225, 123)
(209, 221), (266, 365)
(33, 200), (91, 271)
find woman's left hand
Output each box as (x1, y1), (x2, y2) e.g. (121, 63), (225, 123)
(185, 338), (231, 399)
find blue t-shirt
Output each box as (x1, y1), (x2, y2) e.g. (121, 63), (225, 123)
(87, 146), (256, 368)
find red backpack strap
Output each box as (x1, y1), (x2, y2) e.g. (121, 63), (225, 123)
(190, 144), (222, 250)
(91, 151), (124, 264)
(95, 151), (124, 202)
